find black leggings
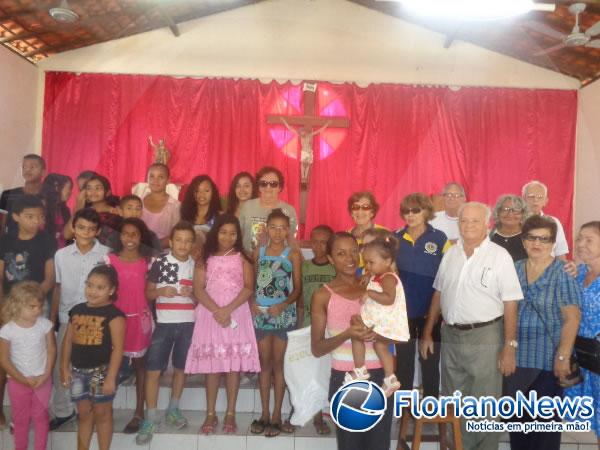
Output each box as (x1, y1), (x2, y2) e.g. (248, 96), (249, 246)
(328, 368), (394, 450)
(395, 317), (441, 397)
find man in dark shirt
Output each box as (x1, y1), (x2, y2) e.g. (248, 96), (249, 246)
(0, 154), (46, 236)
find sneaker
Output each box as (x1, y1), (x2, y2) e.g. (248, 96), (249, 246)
(136, 420), (158, 445)
(165, 408), (188, 429)
(49, 411), (77, 431)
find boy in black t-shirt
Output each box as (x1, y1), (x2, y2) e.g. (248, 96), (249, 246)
(0, 194), (56, 428)
(0, 154), (46, 236)
(0, 195), (56, 297)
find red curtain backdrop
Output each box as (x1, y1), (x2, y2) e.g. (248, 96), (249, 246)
(42, 72), (577, 243)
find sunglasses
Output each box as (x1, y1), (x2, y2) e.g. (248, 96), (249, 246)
(500, 207), (523, 215)
(258, 180), (280, 188)
(351, 204), (373, 211)
(523, 234), (553, 244)
(401, 207), (423, 215)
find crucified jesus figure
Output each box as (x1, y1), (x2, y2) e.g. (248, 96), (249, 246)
(280, 117), (331, 187)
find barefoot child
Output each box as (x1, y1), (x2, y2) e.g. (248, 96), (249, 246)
(347, 235), (409, 397)
(60, 265), (125, 450)
(185, 213), (260, 434)
(0, 281), (55, 450)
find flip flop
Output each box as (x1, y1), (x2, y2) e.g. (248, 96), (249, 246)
(123, 415), (142, 434)
(281, 419), (295, 434)
(250, 418), (268, 435)
(313, 419), (331, 435)
(265, 422), (281, 438)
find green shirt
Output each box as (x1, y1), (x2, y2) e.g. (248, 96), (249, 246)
(301, 259), (336, 326)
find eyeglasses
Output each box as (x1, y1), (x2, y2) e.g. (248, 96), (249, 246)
(401, 207), (423, 215)
(500, 207), (523, 215)
(351, 204), (373, 211)
(525, 194), (545, 201)
(258, 180), (280, 188)
(523, 234), (553, 244)
(443, 193), (464, 199)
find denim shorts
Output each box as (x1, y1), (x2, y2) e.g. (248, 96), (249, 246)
(145, 322), (194, 371)
(70, 365), (116, 404)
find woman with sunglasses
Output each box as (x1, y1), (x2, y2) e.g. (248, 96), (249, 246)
(490, 195), (530, 262)
(346, 192), (386, 274)
(504, 215), (581, 450)
(239, 166), (297, 254)
(393, 193), (450, 450)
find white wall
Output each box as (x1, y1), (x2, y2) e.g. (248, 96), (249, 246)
(575, 79), (600, 232)
(36, 0), (593, 229)
(0, 47), (39, 191)
(38, 0), (579, 89)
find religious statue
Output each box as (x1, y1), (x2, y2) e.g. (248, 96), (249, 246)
(280, 118), (331, 187)
(148, 136), (171, 166)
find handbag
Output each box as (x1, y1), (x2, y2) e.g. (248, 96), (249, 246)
(574, 335), (600, 375)
(523, 265), (582, 388)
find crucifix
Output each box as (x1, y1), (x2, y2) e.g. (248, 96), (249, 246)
(267, 82), (350, 227)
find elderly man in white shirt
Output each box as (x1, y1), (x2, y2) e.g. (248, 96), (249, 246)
(420, 202), (523, 450)
(522, 180), (569, 260)
(430, 182), (466, 243)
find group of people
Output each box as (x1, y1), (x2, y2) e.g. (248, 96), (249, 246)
(0, 153), (598, 450)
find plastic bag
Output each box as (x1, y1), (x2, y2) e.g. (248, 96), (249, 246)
(284, 326), (331, 426)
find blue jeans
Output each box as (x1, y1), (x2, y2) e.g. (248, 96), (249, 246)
(145, 322), (194, 371)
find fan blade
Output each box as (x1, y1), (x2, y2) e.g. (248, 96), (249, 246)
(534, 42), (566, 56)
(585, 20), (600, 37)
(586, 39), (600, 49)
(524, 20), (567, 41)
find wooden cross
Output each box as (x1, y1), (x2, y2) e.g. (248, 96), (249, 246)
(267, 82), (350, 228)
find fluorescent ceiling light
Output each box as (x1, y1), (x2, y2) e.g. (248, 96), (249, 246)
(397, 0), (555, 20)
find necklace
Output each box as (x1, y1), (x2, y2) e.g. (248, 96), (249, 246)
(495, 229), (521, 243)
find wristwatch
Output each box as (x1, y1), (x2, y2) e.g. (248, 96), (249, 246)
(507, 340), (518, 349)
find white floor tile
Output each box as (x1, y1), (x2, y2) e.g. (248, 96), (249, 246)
(198, 434), (246, 450)
(150, 433), (198, 450)
(246, 434), (294, 450)
(295, 436), (337, 450)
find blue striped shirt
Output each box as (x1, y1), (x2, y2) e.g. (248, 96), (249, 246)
(515, 259), (582, 371)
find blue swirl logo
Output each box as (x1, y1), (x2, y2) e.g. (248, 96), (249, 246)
(330, 381), (387, 432)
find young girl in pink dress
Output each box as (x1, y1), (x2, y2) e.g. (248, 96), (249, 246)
(108, 218), (154, 433)
(185, 213), (259, 435)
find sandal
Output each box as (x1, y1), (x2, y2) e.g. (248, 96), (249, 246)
(313, 417), (331, 435)
(200, 412), (218, 435)
(281, 419), (295, 434)
(344, 366), (371, 384)
(222, 411), (237, 434)
(250, 418), (268, 435)
(123, 415), (142, 434)
(265, 421), (281, 438)
(382, 374), (401, 397)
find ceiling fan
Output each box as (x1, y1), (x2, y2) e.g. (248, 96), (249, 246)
(528, 2), (600, 55)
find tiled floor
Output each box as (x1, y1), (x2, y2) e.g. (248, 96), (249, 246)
(1, 408), (597, 450)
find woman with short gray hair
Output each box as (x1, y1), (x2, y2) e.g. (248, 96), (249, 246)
(490, 194), (530, 262)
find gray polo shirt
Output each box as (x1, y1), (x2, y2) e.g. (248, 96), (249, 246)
(55, 240), (110, 324)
